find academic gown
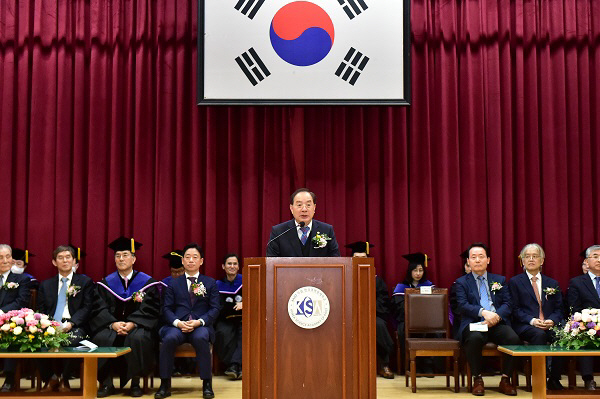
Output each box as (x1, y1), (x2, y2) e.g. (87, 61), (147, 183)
(214, 275), (243, 367)
(375, 276), (394, 366)
(90, 270), (161, 385)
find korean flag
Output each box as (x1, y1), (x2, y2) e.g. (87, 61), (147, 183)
(199, 0), (409, 104)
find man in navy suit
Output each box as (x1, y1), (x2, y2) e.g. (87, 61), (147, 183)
(508, 243), (564, 390)
(567, 244), (600, 390)
(37, 245), (94, 392)
(266, 188), (340, 257)
(0, 244), (31, 392)
(453, 243), (520, 396)
(155, 243), (220, 399)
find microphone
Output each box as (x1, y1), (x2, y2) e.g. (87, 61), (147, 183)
(266, 221), (305, 251)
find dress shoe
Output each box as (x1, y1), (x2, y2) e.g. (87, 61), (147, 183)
(129, 384), (144, 397)
(225, 365), (238, 379)
(236, 366), (243, 380)
(203, 379), (215, 399)
(472, 376), (485, 396)
(58, 377), (71, 392)
(41, 376), (60, 393)
(0, 381), (13, 393)
(97, 384), (116, 398)
(584, 379), (597, 390)
(378, 366), (394, 379)
(154, 379), (172, 399)
(498, 376), (517, 396)
(546, 378), (564, 390)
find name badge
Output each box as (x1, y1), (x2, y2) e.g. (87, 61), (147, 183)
(420, 286), (432, 294)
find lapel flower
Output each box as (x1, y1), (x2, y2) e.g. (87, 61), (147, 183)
(132, 291), (146, 303)
(312, 232), (331, 249)
(544, 287), (558, 300)
(192, 282), (207, 297)
(490, 282), (503, 292)
(66, 285), (81, 298)
(3, 282), (19, 290)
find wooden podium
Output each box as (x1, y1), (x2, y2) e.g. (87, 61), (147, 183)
(242, 257), (376, 399)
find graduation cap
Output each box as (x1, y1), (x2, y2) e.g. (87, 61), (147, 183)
(163, 250), (184, 269)
(402, 252), (430, 268)
(345, 241), (374, 256)
(460, 249), (469, 260)
(11, 248), (34, 264)
(108, 236), (142, 253)
(581, 248), (591, 258)
(69, 244), (86, 262)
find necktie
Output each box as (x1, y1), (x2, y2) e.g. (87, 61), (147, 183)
(531, 276), (544, 320)
(478, 275), (491, 312)
(596, 277), (600, 299)
(300, 226), (310, 245)
(188, 276), (197, 305)
(53, 277), (69, 321)
(124, 276), (128, 289)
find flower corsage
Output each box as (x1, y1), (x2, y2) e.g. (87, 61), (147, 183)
(544, 287), (558, 300)
(66, 285), (81, 298)
(490, 282), (503, 292)
(191, 282), (207, 297)
(132, 291), (146, 303)
(312, 232), (332, 249)
(3, 282), (19, 290)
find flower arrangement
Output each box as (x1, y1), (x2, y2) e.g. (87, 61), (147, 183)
(2, 282), (19, 290)
(132, 291), (146, 303)
(490, 282), (503, 292)
(191, 282), (207, 297)
(66, 285), (81, 298)
(0, 308), (71, 352)
(312, 232), (331, 249)
(553, 308), (600, 350)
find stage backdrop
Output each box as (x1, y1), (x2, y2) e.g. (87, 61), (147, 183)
(0, 0), (598, 294)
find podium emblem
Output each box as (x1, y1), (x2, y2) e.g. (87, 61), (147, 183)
(287, 286), (330, 329)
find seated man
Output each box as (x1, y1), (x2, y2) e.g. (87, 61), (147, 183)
(508, 243), (564, 390)
(90, 236), (162, 398)
(454, 242), (520, 396)
(215, 253), (243, 380)
(0, 244), (31, 392)
(567, 244), (600, 390)
(155, 243), (220, 399)
(37, 245), (94, 392)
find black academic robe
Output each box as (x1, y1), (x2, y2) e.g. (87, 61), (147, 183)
(375, 276), (394, 366)
(90, 270), (161, 384)
(214, 275), (242, 367)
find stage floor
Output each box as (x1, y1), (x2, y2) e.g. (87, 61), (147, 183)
(15, 375), (536, 398)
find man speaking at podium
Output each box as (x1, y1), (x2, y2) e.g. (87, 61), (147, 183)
(266, 188), (340, 257)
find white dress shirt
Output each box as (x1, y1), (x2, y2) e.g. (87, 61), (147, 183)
(295, 220), (313, 241)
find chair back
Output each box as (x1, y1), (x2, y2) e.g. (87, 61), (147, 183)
(404, 288), (450, 337)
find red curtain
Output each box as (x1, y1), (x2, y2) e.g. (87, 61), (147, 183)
(0, 0), (599, 293)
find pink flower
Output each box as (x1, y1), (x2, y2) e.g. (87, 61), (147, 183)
(12, 317), (24, 325)
(26, 320), (37, 327)
(34, 313), (42, 320)
(40, 319), (52, 329)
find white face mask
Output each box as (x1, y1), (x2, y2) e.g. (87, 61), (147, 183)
(10, 265), (25, 275)
(72, 263), (79, 274)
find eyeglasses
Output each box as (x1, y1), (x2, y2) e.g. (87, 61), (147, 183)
(522, 255), (541, 260)
(588, 255), (600, 260)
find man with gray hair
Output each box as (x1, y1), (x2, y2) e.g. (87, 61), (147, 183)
(567, 245), (600, 390)
(508, 243), (564, 390)
(0, 244), (32, 392)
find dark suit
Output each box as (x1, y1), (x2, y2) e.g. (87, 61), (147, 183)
(266, 219), (340, 257)
(375, 276), (394, 367)
(37, 273), (94, 380)
(567, 273), (600, 380)
(454, 272), (521, 376)
(0, 272), (31, 376)
(509, 272), (564, 380)
(159, 274), (220, 380)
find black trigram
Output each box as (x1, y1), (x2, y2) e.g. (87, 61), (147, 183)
(335, 48), (369, 86)
(337, 0), (368, 20)
(234, 0), (266, 20)
(235, 48), (271, 86)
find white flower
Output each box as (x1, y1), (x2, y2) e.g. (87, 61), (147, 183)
(40, 319), (52, 329)
(573, 312), (583, 322)
(563, 324), (570, 333)
(571, 329), (579, 336)
(590, 308), (599, 315)
(0, 324), (10, 332)
(592, 316), (598, 323)
(588, 329), (597, 337)
(24, 315), (35, 323)
(582, 315), (592, 323)
(40, 314), (49, 320)
(46, 326), (55, 335)
(13, 326), (22, 335)
(583, 309), (591, 316)
(28, 326), (37, 334)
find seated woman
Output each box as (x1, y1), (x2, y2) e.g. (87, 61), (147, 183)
(392, 252), (434, 375)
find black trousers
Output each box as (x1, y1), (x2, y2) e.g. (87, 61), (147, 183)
(462, 323), (521, 377)
(518, 326), (564, 380)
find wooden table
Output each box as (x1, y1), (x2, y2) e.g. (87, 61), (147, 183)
(0, 346), (130, 399)
(498, 345), (600, 399)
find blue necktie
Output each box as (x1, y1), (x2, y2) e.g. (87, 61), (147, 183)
(300, 226), (310, 245)
(53, 277), (68, 321)
(478, 275), (492, 312)
(596, 277), (600, 299)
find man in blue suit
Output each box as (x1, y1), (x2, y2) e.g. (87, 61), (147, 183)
(266, 188), (340, 257)
(453, 243), (520, 396)
(508, 243), (564, 390)
(155, 243), (221, 399)
(567, 244), (600, 390)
